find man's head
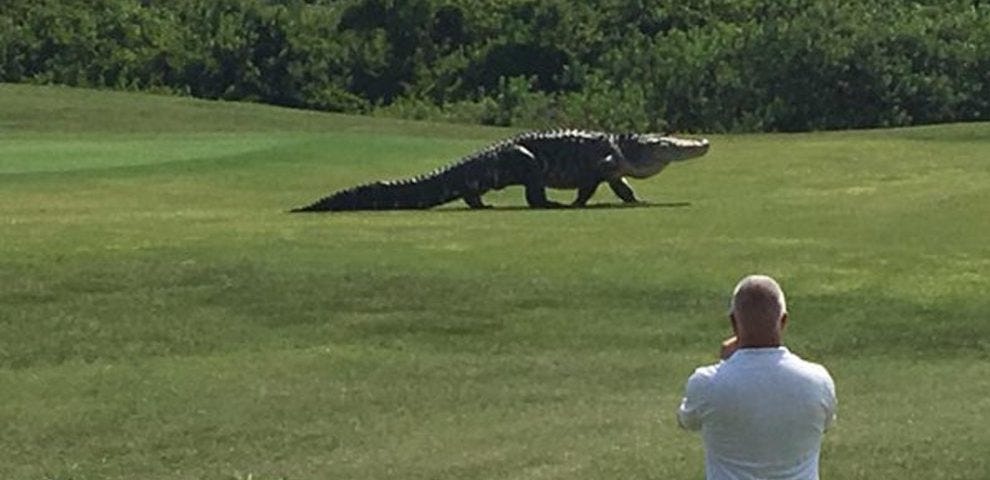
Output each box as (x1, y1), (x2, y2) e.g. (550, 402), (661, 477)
(729, 275), (788, 346)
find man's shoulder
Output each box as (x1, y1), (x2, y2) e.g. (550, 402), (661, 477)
(784, 351), (835, 382)
(687, 362), (723, 386)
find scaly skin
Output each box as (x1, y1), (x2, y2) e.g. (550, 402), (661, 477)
(292, 130), (710, 212)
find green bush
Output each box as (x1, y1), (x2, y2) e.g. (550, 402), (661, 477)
(1, 0), (987, 132)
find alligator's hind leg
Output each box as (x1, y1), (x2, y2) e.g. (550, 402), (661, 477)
(608, 177), (641, 203)
(495, 144), (565, 209)
(523, 175), (568, 209)
(463, 193), (491, 209)
(524, 183), (566, 208)
(572, 182), (601, 207)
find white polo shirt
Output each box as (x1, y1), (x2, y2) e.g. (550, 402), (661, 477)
(677, 347), (837, 480)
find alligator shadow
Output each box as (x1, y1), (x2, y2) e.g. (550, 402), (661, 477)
(438, 201), (692, 213)
(289, 201), (691, 214)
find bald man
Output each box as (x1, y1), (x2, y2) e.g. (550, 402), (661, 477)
(677, 275), (837, 480)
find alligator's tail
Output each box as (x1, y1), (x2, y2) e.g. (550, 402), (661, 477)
(291, 167), (465, 212)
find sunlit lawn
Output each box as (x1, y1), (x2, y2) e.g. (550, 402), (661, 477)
(1, 84), (988, 479)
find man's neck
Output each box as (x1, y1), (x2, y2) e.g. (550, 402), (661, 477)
(737, 337), (781, 349)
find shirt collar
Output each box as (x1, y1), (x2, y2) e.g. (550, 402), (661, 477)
(733, 346), (790, 356)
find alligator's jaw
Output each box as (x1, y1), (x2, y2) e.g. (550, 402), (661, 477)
(622, 136), (710, 178)
(664, 137), (710, 162)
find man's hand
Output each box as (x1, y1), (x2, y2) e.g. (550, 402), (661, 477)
(720, 336), (739, 360)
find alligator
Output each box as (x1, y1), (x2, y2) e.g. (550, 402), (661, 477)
(291, 130), (710, 212)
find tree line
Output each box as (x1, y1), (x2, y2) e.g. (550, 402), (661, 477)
(2, 0), (988, 132)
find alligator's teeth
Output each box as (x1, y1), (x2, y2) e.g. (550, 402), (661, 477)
(663, 136), (709, 148)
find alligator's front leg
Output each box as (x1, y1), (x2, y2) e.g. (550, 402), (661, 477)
(608, 177), (641, 203)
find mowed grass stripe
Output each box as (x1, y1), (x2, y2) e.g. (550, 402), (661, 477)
(1, 347), (987, 478)
(1, 84), (988, 479)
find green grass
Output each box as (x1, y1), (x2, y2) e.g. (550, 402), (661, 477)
(1, 83), (989, 479)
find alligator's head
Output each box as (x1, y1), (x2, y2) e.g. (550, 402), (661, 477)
(616, 134), (710, 178)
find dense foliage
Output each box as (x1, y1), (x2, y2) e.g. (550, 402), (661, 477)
(2, 0), (988, 131)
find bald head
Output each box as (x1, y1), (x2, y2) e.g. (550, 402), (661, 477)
(730, 275), (788, 344)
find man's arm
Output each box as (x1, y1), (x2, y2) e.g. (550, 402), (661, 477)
(822, 372), (838, 431)
(677, 369), (711, 431)
(720, 335), (739, 360)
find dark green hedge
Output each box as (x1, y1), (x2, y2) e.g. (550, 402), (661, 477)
(2, 0), (988, 132)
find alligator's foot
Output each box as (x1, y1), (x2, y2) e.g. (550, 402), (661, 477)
(531, 200), (570, 209)
(614, 196), (647, 207)
(463, 194), (492, 209)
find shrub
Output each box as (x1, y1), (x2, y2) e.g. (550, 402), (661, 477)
(2, 0), (987, 131)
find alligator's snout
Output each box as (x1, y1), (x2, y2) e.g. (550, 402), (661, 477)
(697, 138), (711, 155)
(667, 136), (710, 162)
(692, 138), (710, 153)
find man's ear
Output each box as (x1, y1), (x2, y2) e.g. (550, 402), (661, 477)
(729, 313), (739, 335)
(780, 312), (789, 330)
